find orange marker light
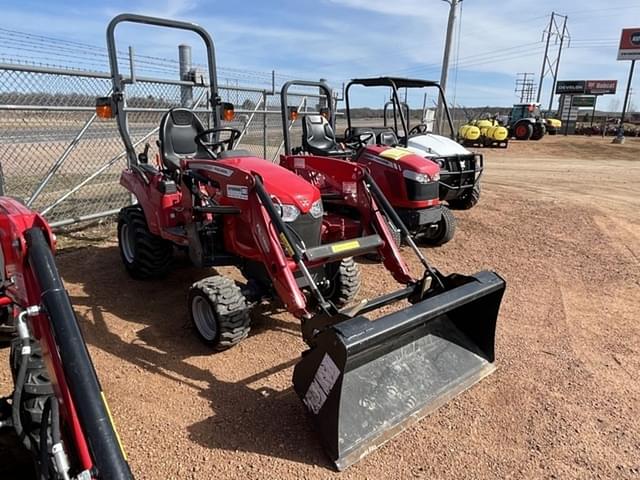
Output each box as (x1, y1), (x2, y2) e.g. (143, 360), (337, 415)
(223, 107), (235, 121)
(95, 104), (113, 119)
(289, 107), (298, 121)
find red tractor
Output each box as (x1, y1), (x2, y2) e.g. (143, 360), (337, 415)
(280, 80), (458, 246)
(100, 13), (506, 470)
(0, 197), (133, 479)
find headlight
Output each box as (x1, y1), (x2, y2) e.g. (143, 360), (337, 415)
(403, 170), (432, 183)
(274, 203), (300, 222)
(309, 199), (323, 219)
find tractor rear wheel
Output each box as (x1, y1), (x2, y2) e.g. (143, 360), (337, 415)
(449, 183), (481, 210)
(118, 205), (173, 279)
(513, 122), (533, 140)
(420, 206), (456, 246)
(531, 123), (545, 140)
(326, 258), (361, 308)
(189, 276), (251, 350)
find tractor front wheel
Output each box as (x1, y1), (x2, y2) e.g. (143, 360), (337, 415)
(420, 206), (456, 246)
(189, 276), (251, 350)
(118, 205), (173, 279)
(325, 258), (361, 308)
(449, 183), (481, 210)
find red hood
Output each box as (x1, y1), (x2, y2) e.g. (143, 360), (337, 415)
(362, 145), (440, 176)
(219, 156), (320, 213)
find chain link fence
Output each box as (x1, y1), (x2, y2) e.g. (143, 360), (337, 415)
(0, 62), (324, 227)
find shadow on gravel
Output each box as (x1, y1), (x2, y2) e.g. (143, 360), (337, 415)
(59, 245), (332, 469)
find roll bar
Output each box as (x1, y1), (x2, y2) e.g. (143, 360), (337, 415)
(105, 14), (221, 166)
(280, 80), (334, 155)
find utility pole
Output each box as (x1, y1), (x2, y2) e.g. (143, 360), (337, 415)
(436, 0), (461, 135)
(536, 12), (569, 111)
(621, 60), (636, 125)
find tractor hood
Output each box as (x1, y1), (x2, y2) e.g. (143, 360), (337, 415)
(220, 156), (321, 213)
(407, 134), (471, 158)
(361, 145), (440, 177)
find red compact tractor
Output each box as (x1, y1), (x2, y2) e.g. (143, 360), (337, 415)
(280, 80), (463, 246)
(99, 14), (506, 470)
(0, 197), (133, 479)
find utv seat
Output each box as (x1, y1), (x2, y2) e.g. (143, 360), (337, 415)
(302, 114), (348, 157)
(159, 108), (213, 170)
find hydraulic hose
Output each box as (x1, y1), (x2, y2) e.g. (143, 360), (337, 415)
(40, 398), (52, 480)
(12, 333), (32, 451)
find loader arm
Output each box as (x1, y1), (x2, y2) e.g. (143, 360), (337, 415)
(280, 154), (414, 284)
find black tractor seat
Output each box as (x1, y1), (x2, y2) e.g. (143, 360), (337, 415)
(302, 114), (350, 157)
(159, 108), (213, 170)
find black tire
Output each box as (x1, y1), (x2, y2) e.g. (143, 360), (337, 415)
(118, 205), (173, 279)
(10, 338), (54, 447)
(513, 122), (533, 140)
(449, 183), (481, 210)
(421, 206), (456, 246)
(531, 123), (545, 140)
(325, 258), (361, 308)
(188, 276), (251, 350)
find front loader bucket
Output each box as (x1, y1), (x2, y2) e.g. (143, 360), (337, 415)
(293, 270), (505, 470)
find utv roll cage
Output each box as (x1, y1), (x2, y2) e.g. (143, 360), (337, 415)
(345, 77), (456, 143)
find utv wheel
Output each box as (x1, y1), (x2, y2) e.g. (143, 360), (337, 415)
(326, 258), (361, 308)
(118, 205), (172, 279)
(513, 122), (533, 140)
(421, 207), (456, 246)
(188, 276), (251, 351)
(449, 183), (481, 210)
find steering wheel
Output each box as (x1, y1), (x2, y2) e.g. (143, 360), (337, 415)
(344, 131), (375, 150)
(195, 127), (241, 157)
(408, 124), (429, 136)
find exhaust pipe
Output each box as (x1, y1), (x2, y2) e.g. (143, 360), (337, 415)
(293, 270), (505, 470)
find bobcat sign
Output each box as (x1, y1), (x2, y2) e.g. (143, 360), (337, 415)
(617, 28), (640, 61)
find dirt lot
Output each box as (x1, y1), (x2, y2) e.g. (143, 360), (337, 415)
(2, 135), (639, 479)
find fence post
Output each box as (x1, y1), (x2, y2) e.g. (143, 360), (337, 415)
(179, 44), (192, 107)
(263, 91), (268, 159)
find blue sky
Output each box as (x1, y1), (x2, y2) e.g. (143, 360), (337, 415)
(0, 0), (639, 109)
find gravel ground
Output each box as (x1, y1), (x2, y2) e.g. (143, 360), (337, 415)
(1, 135), (639, 479)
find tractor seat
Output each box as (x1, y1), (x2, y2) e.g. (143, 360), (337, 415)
(302, 115), (347, 157)
(377, 129), (399, 146)
(159, 108), (213, 170)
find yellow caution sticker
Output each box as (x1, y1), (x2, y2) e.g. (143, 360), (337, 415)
(331, 240), (360, 253)
(279, 232), (295, 256)
(378, 147), (413, 161)
(101, 391), (127, 460)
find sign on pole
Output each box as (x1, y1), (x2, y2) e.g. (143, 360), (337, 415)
(617, 28), (640, 61)
(556, 80), (617, 95)
(584, 80), (617, 95)
(572, 96), (596, 107)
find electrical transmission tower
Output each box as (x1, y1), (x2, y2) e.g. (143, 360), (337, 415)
(537, 12), (570, 111)
(515, 73), (536, 103)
